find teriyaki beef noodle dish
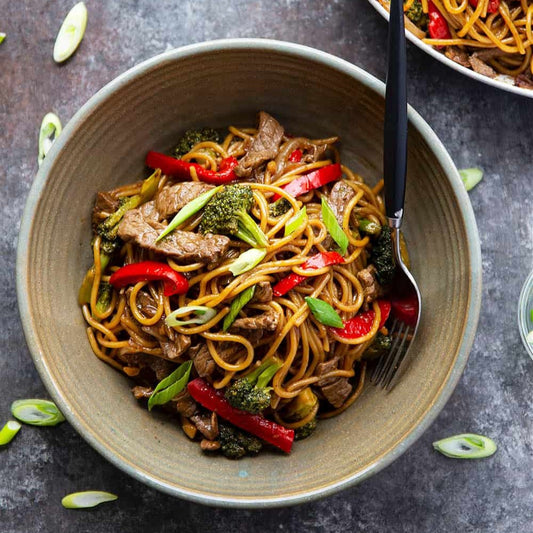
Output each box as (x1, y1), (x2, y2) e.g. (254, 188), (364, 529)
(79, 112), (412, 458)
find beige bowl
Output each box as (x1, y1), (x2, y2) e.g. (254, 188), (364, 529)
(17, 39), (481, 507)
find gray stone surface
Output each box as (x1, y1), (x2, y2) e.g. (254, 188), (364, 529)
(1, 0), (532, 531)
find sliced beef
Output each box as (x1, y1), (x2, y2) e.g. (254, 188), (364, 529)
(316, 357), (352, 408)
(189, 344), (216, 378)
(234, 112), (284, 179)
(190, 412), (219, 440)
(472, 48), (507, 62)
(469, 55), (497, 78)
(328, 180), (355, 226)
(515, 73), (533, 90)
(231, 309), (279, 333)
(160, 336), (191, 361)
(137, 200), (163, 226)
(92, 191), (120, 228)
(274, 137), (331, 177)
(174, 389), (197, 417)
(251, 281), (273, 303)
(155, 182), (214, 220)
(127, 287), (159, 318)
(444, 46), (470, 68)
(357, 265), (382, 306)
(131, 385), (153, 400)
(117, 350), (175, 381)
(117, 207), (230, 264)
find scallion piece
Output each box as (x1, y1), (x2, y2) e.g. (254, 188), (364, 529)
(156, 186), (222, 242)
(38, 112), (62, 166)
(358, 218), (381, 236)
(61, 491), (118, 509)
(459, 168), (483, 192)
(53, 2), (88, 63)
(284, 207), (307, 237)
(0, 33), (6, 44)
(165, 306), (216, 327)
(0, 421), (21, 445)
(321, 197), (349, 255)
(229, 248), (267, 276)
(433, 433), (497, 459)
(223, 285), (256, 331)
(526, 330), (533, 344)
(11, 399), (65, 426)
(148, 360), (193, 411)
(305, 297), (344, 328)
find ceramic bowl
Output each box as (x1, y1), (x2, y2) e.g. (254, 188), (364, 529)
(17, 39), (482, 507)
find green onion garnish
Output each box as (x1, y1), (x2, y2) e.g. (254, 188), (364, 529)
(229, 248), (267, 276)
(53, 2), (88, 63)
(459, 168), (483, 192)
(0, 33), (6, 44)
(156, 186), (222, 242)
(527, 330), (533, 344)
(358, 218), (381, 236)
(284, 207), (307, 237)
(165, 306), (216, 327)
(305, 297), (344, 328)
(433, 433), (497, 459)
(0, 420), (22, 445)
(148, 360), (193, 411)
(11, 399), (65, 426)
(223, 285), (256, 331)
(61, 491), (118, 509)
(38, 112), (62, 166)
(321, 197), (349, 255)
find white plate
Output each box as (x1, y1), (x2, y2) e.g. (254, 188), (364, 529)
(367, 0), (533, 99)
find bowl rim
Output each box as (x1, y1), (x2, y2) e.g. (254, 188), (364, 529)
(367, 0), (533, 99)
(16, 38), (482, 508)
(518, 269), (533, 360)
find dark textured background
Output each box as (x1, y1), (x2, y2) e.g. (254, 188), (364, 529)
(1, 1), (533, 531)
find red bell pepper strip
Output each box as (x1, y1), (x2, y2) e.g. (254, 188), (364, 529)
(469, 0), (499, 13)
(145, 151), (238, 185)
(330, 300), (391, 339)
(109, 261), (189, 297)
(187, 378), (294, 453)
(273, 163), (342, 200)
(391, 293), (419, 327)
(288, 149), (302, 163)
(428, 1), (451, 46)
(272, 251), (345, 297)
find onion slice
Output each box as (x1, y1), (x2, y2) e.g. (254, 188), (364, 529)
(53, 2), (88, 63)
(11, 399), (65, 426)
(61, 491), (118, 509)
(433, 433), (497, 459)
(38, 112), (62, 166)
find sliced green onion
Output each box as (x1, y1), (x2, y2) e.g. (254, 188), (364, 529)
(530, 309), (533, 322)
(229, 248), (267, 276)
(38, 112), (62, 166)
(321, 197), (349, 255)
(305, 297), (344, 328)
(11, 399), (65, 426)
(61, 491), (118, 509)
(156, 186), (222, 242)
(0, 33), (6, 44)
(53, 2), (88, 63)
(165, 306), (216, 327)
(358, 218), (381, 236)
(284, 207), (307, 237)
(433, 433), (497, 459)
(148, 360), (193, 411)
(459, 168), (483, 192)
(0, 421), (22, 445)
(223, 285), (256, 331)
(526, 330), (533, 344)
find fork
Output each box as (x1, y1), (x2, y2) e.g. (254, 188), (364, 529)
(370, 0), (422, 391)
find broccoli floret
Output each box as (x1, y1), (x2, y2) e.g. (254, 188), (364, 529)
(405, 0), (428, 30)
(199, 185), (268, 247)
(95, 282), (113, 314)
(174, 128), (221, 158)
(358, 218), (381, 237)
(284, 388), (318, 421)
(294, 418), (317, 441)
(225, 358), (282, 414)
(268, 198), (291, 217)
(219, 423), (263, 459)
(371, 225), (395, 286)
(362, 333), (392, 361)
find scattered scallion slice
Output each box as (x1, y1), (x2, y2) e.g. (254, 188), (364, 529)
(284, 207), (307, 237)
(0, 421), (22, 445)
(223, 285), (256, 331)
(148, 360), (193, 411)
(38, 112), (62, 166)
(165, 306), (216, 327)
(459, 168), (483, 192)
(0, 33), (6, 44)
(11, 399), (65, 426)
(527, 330), (533, 344)
(53, 2), (88, 63)
(358, 218), (381, 236)
(156, 186), (222, 242)
(61, 491), (118, 509)
(229, 248), (267, 276)
(305, 297), (344, 328)
(321, 197), (349, 255)
(433, 433), (497, 459)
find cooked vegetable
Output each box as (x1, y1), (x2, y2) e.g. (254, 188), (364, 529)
(0, 421), (21, 445)
(469, 0), (499, 14)
(321, 197), (349, 255)
(229, 248), (267, 276)
(433, 433), (497, 459)
(459, 168), (483, 192)
(174, 128), (221, 158)
(331, 300), (391, 340)
(288, 149), (303, 162)
(294, 418), (317, 440)
(284, 207), (307, 237)
(166, 306), (216, 327)
(371, 225), (395, 286)
(53, 2), (88, 63)
(269, 198), (291, 217)
(0, 33), (5, 44)
(38, 112), (62, 166)
(148, 361), (193, 411)
(305, 297), (344, 328)
(405, 0), (428, 29)
(78, 253), (111, 305)
(11, 399), (65, 426)
(284, 388), (318, 421)
(94, 281), (112, 314)
(218, 423), (262, 459)
(274, 163), (342, 199)
(362, 333), (392, 361)
(223, 285), (256, 331)
(391, 293), (419, 326)
(428, 0), (451, 43)
(61, 491), (118, 509)
(358, 218), (381, 236)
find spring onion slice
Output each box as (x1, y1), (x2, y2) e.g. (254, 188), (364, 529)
(61, 491), (118, 509)
(223, 285), (256, 331)
(38, 112), (62, 166)
(53, 2), (88, 63)
(11, 399), (65, 426)
(321, 197), (349, 255)
(305, 297), (344, 328)
(284, 207), (307, 237)
(229, 248), (267, 276)
(526, 330), (533, 344)
(148, 360), (193, 411)
(433, 433), (497, 459)
(156, 186), (222, 242)
(0, 33), (5, 44)
(0, 421), (22, 445)
(165, 306), (216, 327)
(459, 168), (483, 192)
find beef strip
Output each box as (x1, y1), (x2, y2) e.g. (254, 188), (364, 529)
(117, 207), (230, 264)
(117, 350), (175, 381)
(160, 337), (191, 361)
(190, 412), (219, 440)
(515, 73), (533, 90)
(189, 344), (216, 378)
(327, 180), (355, 227)
(251, 281), (273, 303)
(131, 385), (153, 400)
(444, 46), (470, 68)
(155, 182), (214, 220)
(127, 287), (159, 317)
(92, 191), (120, 228)
(469, 55), (497, 78)
(234, 112), (284, 179)
(316, 357), (352, 408)
(231, 309), (279, 333)
(137, 200), (163, 226)
(356, 265), (382, 307)
(174, 389), (197, 417)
